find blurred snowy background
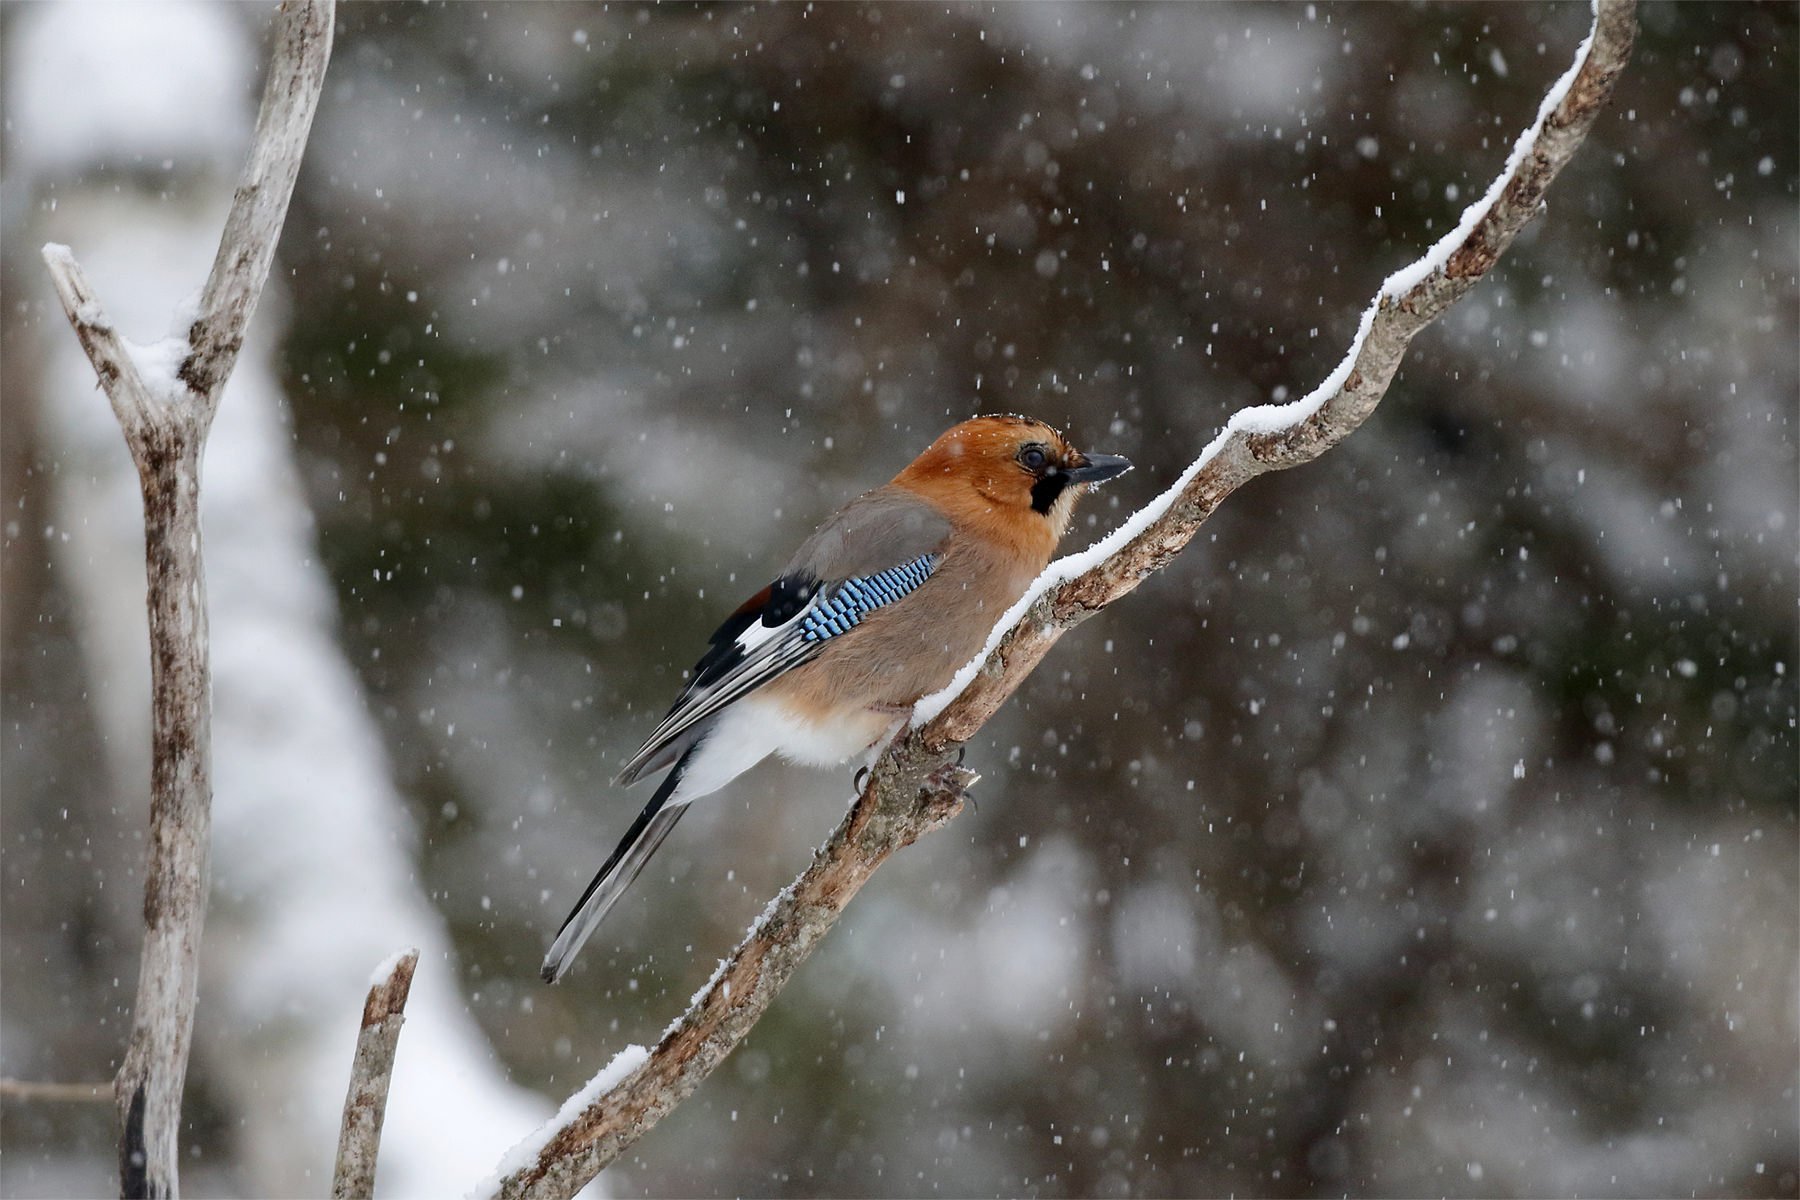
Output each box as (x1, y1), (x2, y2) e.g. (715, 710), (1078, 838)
(2, 3), (1794, 1197)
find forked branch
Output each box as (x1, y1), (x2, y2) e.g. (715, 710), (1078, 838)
(38, 2), (335, 1195)
(488, 4), (1637, 1197)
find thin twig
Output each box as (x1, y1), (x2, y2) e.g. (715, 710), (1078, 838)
(37, 248), (158, 441)
(0, 1078), (113, 1103)
(332, 950), (421, 1200)
(181, 0), (338, 402)
(488, 5), (1636, 1197)
(38, 3), (335, 1196)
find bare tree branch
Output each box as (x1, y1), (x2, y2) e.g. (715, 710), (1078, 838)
(35, 249), (159, 441)
(0, 1078), (113, 1103)
(38, 3), (335, 1196)
(182, 0), (336, 401)
(488, 4), (1636, 1197)
(332, 950), (421, 1200)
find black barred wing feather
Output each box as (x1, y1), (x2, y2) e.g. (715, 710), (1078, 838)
(796, 555), (936, 643)
(613, 553), (939, 786)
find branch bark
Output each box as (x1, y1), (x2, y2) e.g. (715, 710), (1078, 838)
(38, 3), (335, 1196)
(488, 5), (1636, 1196)
(332, 950), (421, 1200)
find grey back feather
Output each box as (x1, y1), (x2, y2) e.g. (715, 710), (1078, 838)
(785, 486), (950, 582)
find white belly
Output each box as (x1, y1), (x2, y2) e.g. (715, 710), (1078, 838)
(668, 694), (894, 805)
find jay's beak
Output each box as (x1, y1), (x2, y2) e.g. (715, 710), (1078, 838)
(1064, 452), (1132, 486)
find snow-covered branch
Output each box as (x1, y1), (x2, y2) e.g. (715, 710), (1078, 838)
(912, 0), (1637, 746)
(485, 3), (1637, 1196)
(332, 950), (420, 1200)
(37, 3), (334, 1196)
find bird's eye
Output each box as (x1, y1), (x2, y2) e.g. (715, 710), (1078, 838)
(1019, 445), (1048, 472)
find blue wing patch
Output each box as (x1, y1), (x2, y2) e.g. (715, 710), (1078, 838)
(800, 554), (938, 643)
(613, 551), (941, 786)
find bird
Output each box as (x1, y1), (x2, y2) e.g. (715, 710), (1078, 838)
(541, 415), (1131, 982)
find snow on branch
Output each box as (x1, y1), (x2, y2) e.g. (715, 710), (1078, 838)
(37, 3), (335, 1196)
(485, 4), (1636, 1197)
(912, 0), (1637, 745)
(332, 950), (420, 1200)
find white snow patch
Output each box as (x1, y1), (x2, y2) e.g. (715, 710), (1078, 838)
(123, 335), (195, 405)
(475, 1043), (651, 1198)
(367, 947), (418, 989)
(1111, 881), (1201, 993)
(8, 1), (253, 179)
(40, 244), (116, 330)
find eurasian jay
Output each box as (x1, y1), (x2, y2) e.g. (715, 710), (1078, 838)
(542, 414), (1130, 981)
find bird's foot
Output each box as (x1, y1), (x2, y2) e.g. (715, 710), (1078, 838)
(916, 758), (979, 827)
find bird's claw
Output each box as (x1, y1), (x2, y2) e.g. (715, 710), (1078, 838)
(919, 760), (978, 819)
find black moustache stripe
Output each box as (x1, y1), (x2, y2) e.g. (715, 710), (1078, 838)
(1030, 472), (1071, 515)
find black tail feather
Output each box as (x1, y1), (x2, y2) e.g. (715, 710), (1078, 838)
(541, 750), (693, 983)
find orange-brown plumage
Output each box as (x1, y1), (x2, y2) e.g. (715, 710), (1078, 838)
(893, 415), (1079, 561)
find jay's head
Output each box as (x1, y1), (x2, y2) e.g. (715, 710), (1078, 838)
(897, 415), (1132, 538)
